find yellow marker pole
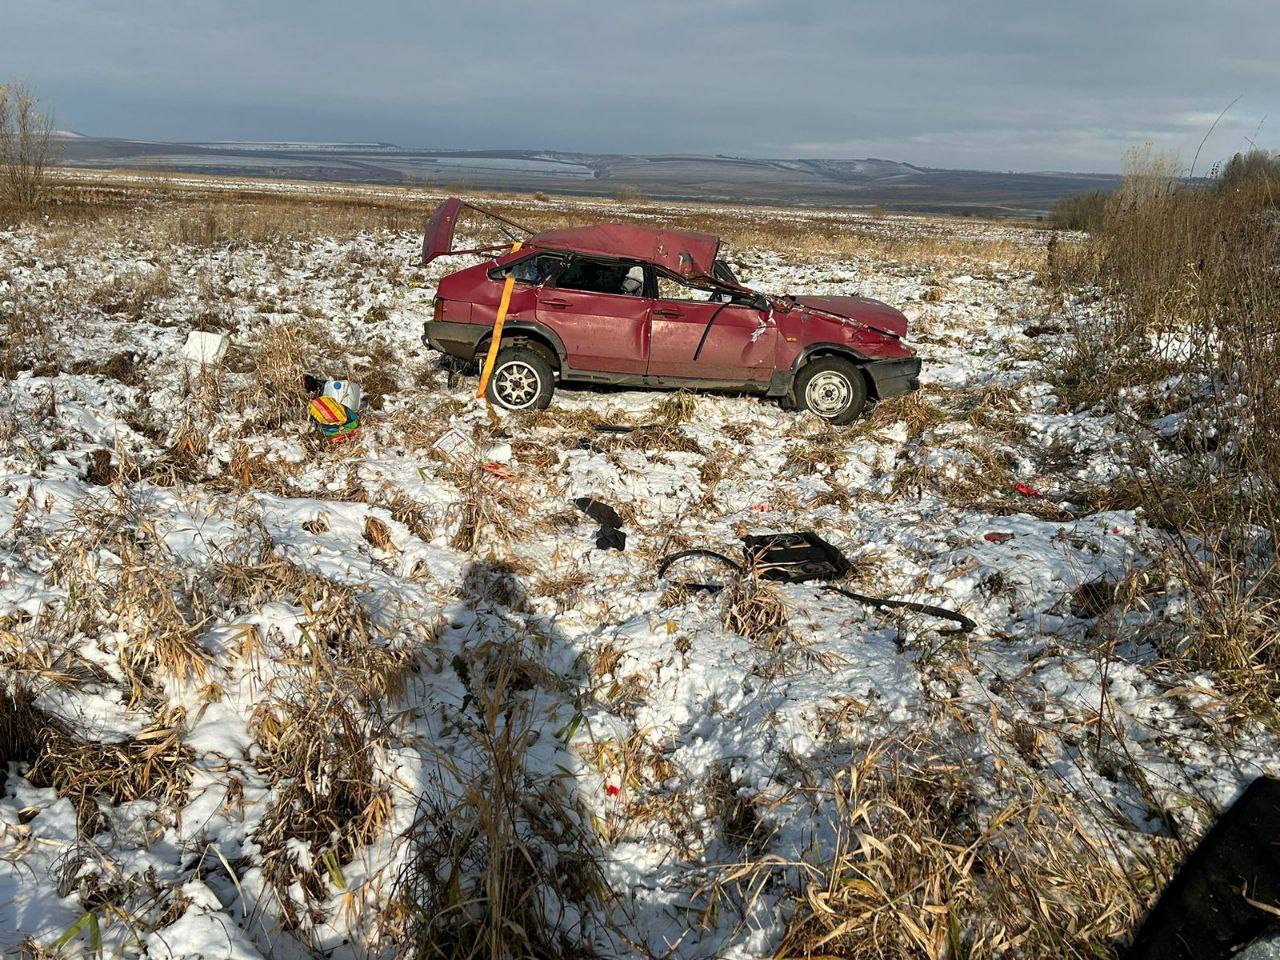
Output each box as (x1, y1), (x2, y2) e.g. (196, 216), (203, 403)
(476, 240), (523, 399)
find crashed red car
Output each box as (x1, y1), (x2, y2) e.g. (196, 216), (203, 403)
(421, 198), (920, 423)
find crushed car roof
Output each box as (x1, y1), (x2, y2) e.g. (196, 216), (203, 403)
(422, 197), (722, 280)
(530, 223), (721, 280)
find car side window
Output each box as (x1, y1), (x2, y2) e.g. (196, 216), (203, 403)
(656, 272), (724, 303)
(490, 253), (565, 285)
(552, 257), (647, 297)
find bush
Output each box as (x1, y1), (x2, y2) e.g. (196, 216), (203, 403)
(1053, 145), (1280, 712)
(1216, 148), (1280, 206)
(1051, 189), (1111, 231)
(0, 80), (55, 208)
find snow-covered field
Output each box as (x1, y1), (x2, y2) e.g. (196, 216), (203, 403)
(1, 185), (1276, 958)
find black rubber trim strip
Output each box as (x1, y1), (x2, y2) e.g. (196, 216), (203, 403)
(660, 552), (742, 583)
(655, 549), (976, 633)
(821, 585), (976, 634)
(692, 303), (732, 362)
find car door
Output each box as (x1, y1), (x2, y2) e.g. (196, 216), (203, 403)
(646, 271), (777, 382)
(535, 255), (651, 376)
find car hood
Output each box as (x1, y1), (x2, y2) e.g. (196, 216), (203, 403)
(789, 295), (908, 338)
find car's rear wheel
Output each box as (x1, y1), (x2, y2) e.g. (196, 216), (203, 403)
(794, 357), (868, 424)
(484, 346), (555, 411)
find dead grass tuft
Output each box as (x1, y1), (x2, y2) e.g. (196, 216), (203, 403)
(251, 688), (393, 931)
(363, 514), (395, 551)
(723, 567), (791, 649)
(653, 390), (699, 425)
(445, 459), (527, 552)
(776, 730), (1171, 959)
(390, 628), (618, 959)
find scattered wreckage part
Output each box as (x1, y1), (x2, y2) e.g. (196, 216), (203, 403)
(573, 497), (626, 551)
(1123, 776), (1280, 960)
(481, 462), (520, 482)
(475, 239), (525, 400)
(592, 423), (662, 435)
(303, 374), (366, 411)
(821, 585), (977, 635)
(984, 532), (1015, 544)
(322, 378), (364, 411)
(595, 527), (626, 551)
(432, 427), (474, 460)
(655, 538), (975, 633)
(656, 548), (742, 593)
(742, 532), (852, 583)
(183, 330), (228, 366)
(573, 497), (622, 529)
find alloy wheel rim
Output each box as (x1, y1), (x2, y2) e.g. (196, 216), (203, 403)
(493, 361), (541, 409)
(805, 371), (852, 417)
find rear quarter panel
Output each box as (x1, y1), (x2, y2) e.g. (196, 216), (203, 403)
(438, 258), (539, 328)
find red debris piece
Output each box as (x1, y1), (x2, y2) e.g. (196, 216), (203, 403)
(984, 532), (1015, 544)
(482, 461), (520, 481)
(606, 784), (620, 797)
(750, 503), (771, 512)
(1014, 482), (1042, 498)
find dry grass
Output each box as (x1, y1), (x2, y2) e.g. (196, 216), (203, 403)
(43, 167), (1042, 271)
(1048, 147), (1280, 714)
(445, 457), (529, 553)
(251, 688), (394, 932)
(87, 265), (172, 320)
(722, 563), (791, 650)
(774, 730), (1173, 960)
(234, 319), (326, 430)
(389, 628), (619, 959)
(45, 495), (213, 707)
(0, 682), (191, 836)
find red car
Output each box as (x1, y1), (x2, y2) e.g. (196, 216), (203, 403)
(422, 199), (920, 423)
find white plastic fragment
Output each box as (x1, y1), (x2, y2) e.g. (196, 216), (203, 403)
(322, 379), (363, 411)
(183, 330), (228, 366)
(485, 442), (513, 463)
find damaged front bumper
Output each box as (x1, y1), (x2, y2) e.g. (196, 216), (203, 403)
(864, 357), (922, 398)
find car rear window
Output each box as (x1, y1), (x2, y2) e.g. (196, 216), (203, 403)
(553, 258), (647, 296)
(490, 253), (565, 285)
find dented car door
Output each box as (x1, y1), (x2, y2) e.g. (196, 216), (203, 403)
(536, 255), (651, 376)
(646, 272), (776, 381)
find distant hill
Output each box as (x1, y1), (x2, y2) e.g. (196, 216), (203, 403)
(51, 136), (1119, 216)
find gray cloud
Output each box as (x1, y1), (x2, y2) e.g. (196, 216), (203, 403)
(4, 0), (1278, 172)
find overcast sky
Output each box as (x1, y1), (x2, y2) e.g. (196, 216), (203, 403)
(4, 0), (1278, 172)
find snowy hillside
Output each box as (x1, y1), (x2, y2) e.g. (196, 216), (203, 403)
(1, 180), (1275, 958)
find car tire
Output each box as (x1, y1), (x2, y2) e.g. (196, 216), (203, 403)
(794, 357), (868, 424)
(484, 346), (555, 412)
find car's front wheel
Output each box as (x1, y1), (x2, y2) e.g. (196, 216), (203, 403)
(794, 357), (868, 424)
(484, 346), (555, 411)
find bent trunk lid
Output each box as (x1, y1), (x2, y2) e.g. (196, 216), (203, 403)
(422, 197), (532, 266)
